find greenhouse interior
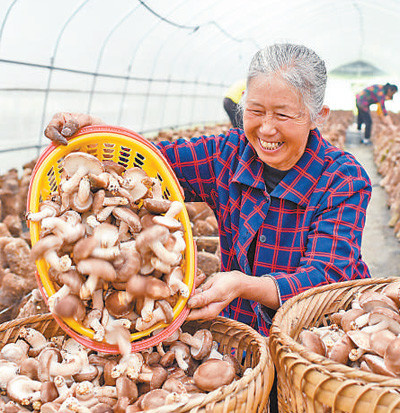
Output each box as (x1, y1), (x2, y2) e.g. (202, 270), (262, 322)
(1, 1), (400, 412)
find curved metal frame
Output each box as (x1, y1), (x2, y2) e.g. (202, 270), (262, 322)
(86, 4), (141, 113)
(0, 0), (389, 159)
(0, 0), (19, 51)
(38, 0), (90, 152)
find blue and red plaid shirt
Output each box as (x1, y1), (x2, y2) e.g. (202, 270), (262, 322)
(156, 128), (372, 336)
(356, 84), (388, 115)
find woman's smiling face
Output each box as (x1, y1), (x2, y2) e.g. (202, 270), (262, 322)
(243, 74), (316, 171)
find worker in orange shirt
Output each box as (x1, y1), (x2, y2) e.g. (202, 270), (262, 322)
(223, 79), (246, 129)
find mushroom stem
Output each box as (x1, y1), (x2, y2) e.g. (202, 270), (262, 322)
(112, 353), (143, 380)
(135, 301), (173, 331)
(141, 297), (155, 323)
(48, 284), (71, 312)
(165, 267), (189, 297)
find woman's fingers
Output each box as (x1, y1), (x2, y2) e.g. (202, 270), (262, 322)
(44, 113), (71, 145)
(44, 113), (105, 145)
(186, 307), (218, 321)
(44, 125), (69, 145)
(194, 270), (207, 288)
(62, 118), (80, 137)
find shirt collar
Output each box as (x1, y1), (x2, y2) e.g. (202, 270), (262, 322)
(232, 129), (326, 207)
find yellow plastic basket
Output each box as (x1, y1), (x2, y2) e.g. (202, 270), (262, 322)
(27, 125), (196, 353)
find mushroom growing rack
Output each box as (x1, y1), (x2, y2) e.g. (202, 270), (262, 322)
(27, 125), (196, 353)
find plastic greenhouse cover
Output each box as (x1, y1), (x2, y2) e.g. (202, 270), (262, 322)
(0, 0), (399, 172)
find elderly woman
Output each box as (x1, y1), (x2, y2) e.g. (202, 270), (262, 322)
(45, 43), (371, 336)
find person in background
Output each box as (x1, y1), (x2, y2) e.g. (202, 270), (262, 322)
(223, 78), (246, 129)
(45, 43), (372, 412)
(356, 83), (397, 145)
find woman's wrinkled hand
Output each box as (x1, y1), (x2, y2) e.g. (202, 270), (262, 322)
(44, 112), (105, 145)
(186, 270), (245, 321)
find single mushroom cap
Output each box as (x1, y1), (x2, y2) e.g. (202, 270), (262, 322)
(364, 307), (400, 335)
(179, 329), (213, 360)
(126, 275), (171, 300)
(77, 258), (117, 299)
(143, 198), (172, 214)
(135, 224), (170, 253)
(6, 375), (42, 405)
(346, 329), (372, 361)
(384, 336), (400, 375)
(169, 342), (192, 371)
(382, 281), (400, 307)
(0, 360), (19, 390)
(370, 329), (396, 357)
(51, 269), (85, 295)
(363, 353), (398, 377)
(73, 364), (99, 383)
(114, 247), (141, 283)
(193, 359), (236, 392)
(72, 236), (99, 262)
(162, 377), (187, 394)
(115, 376), (138, 403)
(40, 381), (59, 404)
(337, 308), (366, 332)
(20, 358), (39, 381)
(103, 160), (126, 178)
(298, 330), (326, 357)
(105, 291), (133, 318)
(53, 294), (86, 321)
(30, 235), (71, 273)
(112, 207), (142, 233)
(326, 334), (354, 364)
(152, 201), (184, 232)
(138, 365), (168, 390)
(223, 353), (242, 377)
(26, 200), (61, 222)
(37, 348), (63, 382)
(359, 291), (398, 313)
(140, 389), (170, 410)
(122, 167), (148, 189)
(92, 222), (119, 248)
(61, 152), (104, 194)
(121, 167), (150, 203)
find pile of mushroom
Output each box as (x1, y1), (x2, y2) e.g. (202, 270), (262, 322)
(298, 280), (400, 377)
(370, 113), (400, 239)
(0, 325), (241, 412)
(319, 109), (354, 150)
(0, 160), (41, 321)
(27, 151), (192, 348)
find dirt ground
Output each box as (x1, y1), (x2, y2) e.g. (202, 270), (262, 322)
(345, 134), (400, 278)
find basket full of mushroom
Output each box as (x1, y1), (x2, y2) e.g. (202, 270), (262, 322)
(26, 125), (196, 353)
(0, 314), (273, 412)
(269, 277), (400, 413)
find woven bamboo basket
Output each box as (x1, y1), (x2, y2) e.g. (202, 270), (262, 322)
(269, 277), (400, 413)
(0, 313), (274, 412)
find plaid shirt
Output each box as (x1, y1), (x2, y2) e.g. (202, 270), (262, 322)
(157, 128), (371, 336)
(356, 84), (388, 115)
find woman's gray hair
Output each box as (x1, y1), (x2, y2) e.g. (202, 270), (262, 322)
(244, 43), (327, 122)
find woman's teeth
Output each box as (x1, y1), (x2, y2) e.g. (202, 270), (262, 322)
(259, 140), (283, 150)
